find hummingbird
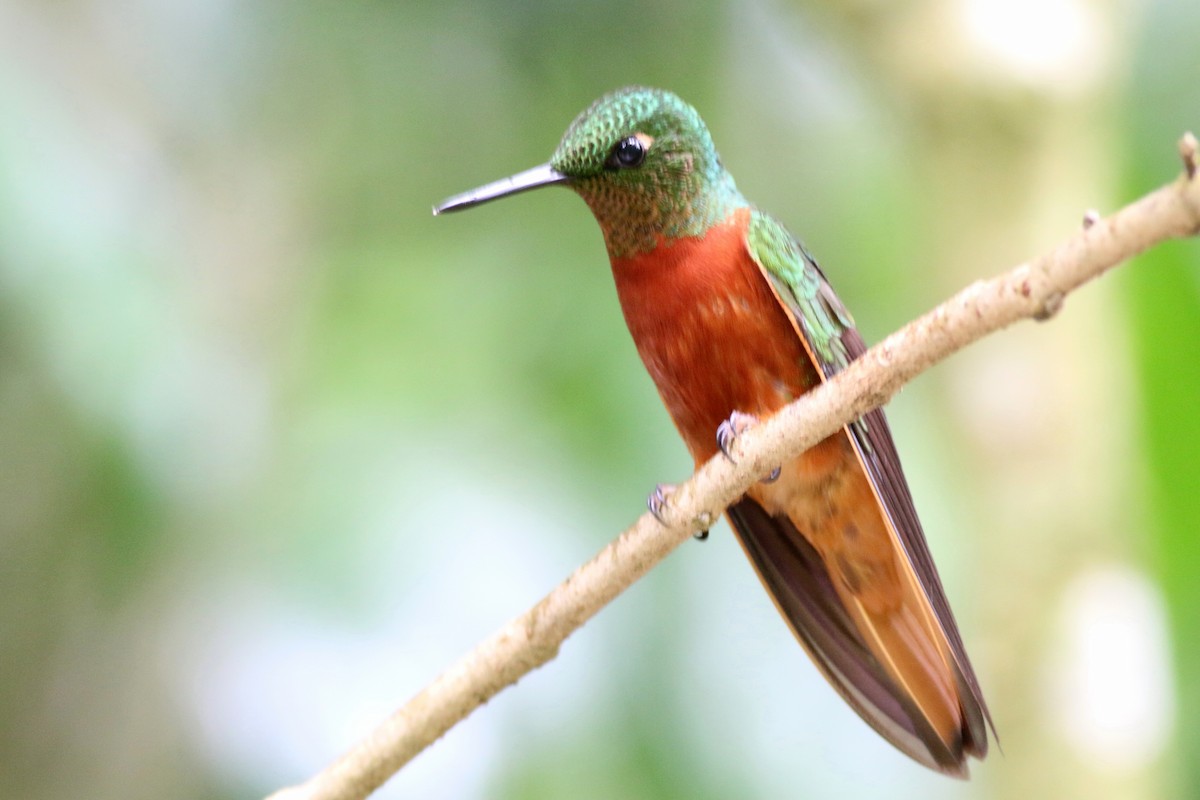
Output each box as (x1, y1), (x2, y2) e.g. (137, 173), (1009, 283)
(434, 86), (992, 776)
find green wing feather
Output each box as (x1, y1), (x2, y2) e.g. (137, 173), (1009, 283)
(747, 211), (855, 376)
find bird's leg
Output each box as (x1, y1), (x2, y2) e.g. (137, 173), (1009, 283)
(647, 482), (708, 540)
(716, 411), (781, 483)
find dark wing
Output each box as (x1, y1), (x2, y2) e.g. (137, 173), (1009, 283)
(745, 209), (993, 761)
(726, 498), (968, 773)
(839, 329), (993, 757)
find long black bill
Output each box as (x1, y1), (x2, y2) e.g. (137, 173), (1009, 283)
(432, 163), (570, 215)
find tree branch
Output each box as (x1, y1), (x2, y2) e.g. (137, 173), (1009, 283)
(266, 135), (1200, 800)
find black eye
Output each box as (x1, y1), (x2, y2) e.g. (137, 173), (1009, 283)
(607, 136), (646, 169)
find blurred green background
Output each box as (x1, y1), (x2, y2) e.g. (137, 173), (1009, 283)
(2, 0), (1198, 798)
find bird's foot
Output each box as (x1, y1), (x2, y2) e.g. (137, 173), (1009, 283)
(647, 482), (674, 523)
(715, 411), (757, 462)
(647, 483), (708, 541)
(716, 411), (781, 484)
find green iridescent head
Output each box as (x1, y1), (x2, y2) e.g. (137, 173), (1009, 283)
(434, 87), (744, 258)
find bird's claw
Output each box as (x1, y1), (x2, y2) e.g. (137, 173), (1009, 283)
(716, 411), (759, 463)
(647, 483), (709, 541)
(716, 411), (781, 484)
(647, 482), (675, 523)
